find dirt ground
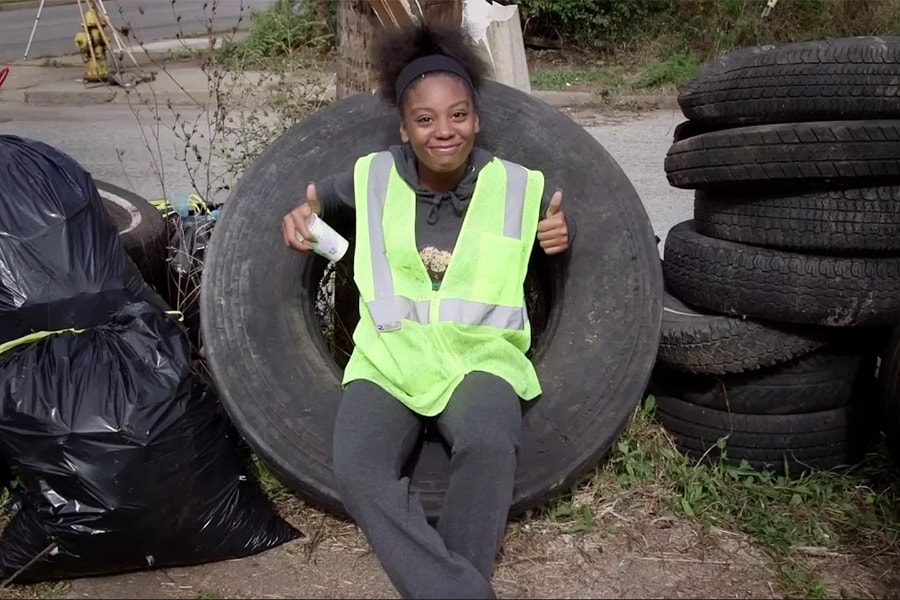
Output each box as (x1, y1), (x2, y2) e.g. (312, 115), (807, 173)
(2, 484), (896, 600)
(0, 493), (777, 600)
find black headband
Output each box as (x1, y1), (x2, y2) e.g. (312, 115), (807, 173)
(395, 54), (474, 105)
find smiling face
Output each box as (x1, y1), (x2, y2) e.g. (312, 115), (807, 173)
(399, 73), (480, 191)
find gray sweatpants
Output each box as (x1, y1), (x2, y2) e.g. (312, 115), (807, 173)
(332, 371), (523, 599)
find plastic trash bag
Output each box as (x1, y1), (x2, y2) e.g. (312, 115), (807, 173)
(0, 301), (301, 583)
(0, 135), (150, 346)
(0, 136), (301, 583)
(0, 458), (9, 494)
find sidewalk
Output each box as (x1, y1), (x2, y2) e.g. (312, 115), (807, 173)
(0, 64), (611, 111)
(0, 34), (262, 108)
(0, 57), (271, 108)
(0, 37), (676, 111)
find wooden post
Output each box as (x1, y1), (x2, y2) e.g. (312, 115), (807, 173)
(422, 0), (463, 27)
(335, 0), (464, 100)
(335, 0), (380, 100)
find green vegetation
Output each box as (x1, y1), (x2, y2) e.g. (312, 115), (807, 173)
(544, 396), (900, 598)
(516, 0), (900, 57)
(223, 0), (900, 98)
(221, 0), (336, 65)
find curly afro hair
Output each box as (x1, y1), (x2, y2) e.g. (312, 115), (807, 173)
(372, 19), (489, 111)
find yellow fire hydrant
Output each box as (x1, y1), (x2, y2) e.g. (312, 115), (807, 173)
(73, 8), (109, 82)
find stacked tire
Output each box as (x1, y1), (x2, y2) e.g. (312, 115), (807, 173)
(653, 35), (900, 474)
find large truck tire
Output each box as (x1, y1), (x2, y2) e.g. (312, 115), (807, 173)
(200, 81), (664, 521)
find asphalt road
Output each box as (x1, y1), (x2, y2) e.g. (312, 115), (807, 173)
(0, 0), (272, 63)
(0, 102), (692, 253)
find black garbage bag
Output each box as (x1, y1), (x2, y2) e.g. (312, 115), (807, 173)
(0, 135), (151, 345)
(0, 458), (9, 494)
(0, 135), (300, 583)
(0, 300), (302, 584)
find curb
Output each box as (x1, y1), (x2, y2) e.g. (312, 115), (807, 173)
(9, 80), (679, 113)
(24, 88), (116, 105)
(618, 94), (680, 111)
(0, 0), (74, 12)
(17, 89), (605, 109)
(531, 89), (680, 111)
(531, 89), (602, 108)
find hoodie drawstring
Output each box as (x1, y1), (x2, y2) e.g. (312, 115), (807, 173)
(423, 190), (466, 225)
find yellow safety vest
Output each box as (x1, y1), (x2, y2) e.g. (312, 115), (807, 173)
(342, 150), (545, 416)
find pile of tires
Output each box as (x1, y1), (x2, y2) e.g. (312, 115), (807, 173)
(654, 35), (900, 474)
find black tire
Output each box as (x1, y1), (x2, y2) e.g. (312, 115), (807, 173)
(199, 82), (664, 521)
(664, 120), (900, 190)
(94, 179), (168, 292)
(694, 185), (900, 254)
(671, 120), (725, 143)
(663, 220), (900, 328)
(658, 285), (830, 375)
(655, 395), (875, 475)
(653, 350), (876, 415)
(879, 326), (900, 464)
(678, 36), (900, 127)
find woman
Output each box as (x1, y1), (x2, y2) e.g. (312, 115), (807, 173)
(281, 19), (574, 599)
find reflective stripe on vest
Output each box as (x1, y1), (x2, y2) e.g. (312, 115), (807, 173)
(364, 151), (528, 332)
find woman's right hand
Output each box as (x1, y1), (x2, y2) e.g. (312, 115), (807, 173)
(282, 183), (322, 253)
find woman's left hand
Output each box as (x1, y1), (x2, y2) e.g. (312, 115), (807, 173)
(537, 189), (569, 255)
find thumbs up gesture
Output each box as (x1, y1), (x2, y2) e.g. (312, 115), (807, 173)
(282, 182), (322, 254)
(537, 188), (569, 255)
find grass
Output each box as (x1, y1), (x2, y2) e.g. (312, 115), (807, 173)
(539, 395), (900, 598)
(528, 46), (705, 100)
(522, 0), (900, 102)
(34, 583), (67, 600)
(633, 52), (703, 89)
(530, 65), (626, 91)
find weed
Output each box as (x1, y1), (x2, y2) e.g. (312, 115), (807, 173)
(110, 0), (333, 205)
(524, 0), (900, 100)
(634, 53), (702, 89)
(546, 499), (595, 535)
(35, 582), (69, 599)
(542, 395), (900, 597)
(108, 0), (328, 519)
(530, 65), (625, 94)
(223, 0), (335, 64)
(517, 0), (900, 55)
(248, 454), (291, 499)
(0, 485), (9, 530)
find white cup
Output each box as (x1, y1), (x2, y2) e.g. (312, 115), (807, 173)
(305, 213), (349, 262)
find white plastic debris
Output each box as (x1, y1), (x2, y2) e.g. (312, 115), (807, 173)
(462, 0), (531, 93)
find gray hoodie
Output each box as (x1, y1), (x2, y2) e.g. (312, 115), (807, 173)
(315, 144), (576, 280)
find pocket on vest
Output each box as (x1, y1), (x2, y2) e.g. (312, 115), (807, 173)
(473, 234), (525, 305)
